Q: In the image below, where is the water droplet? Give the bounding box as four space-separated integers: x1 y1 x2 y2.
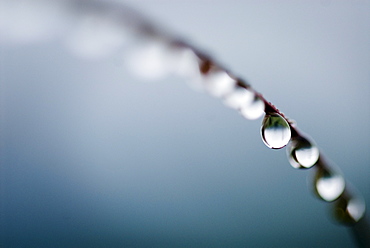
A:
347 197 366 222
333 193 366 224
287 136 319 169
223 87 265 120
314 166 345 202
203 69 236 98
126 41 173 80
261 113 291 149
223 86 254 109
172 46 200 79
239 95 265 120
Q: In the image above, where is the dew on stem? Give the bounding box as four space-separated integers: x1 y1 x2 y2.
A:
261 113 291 149
314 165 345 202
346 197 366 223
223 86 265 120
223 86 254 109
202 69 236 98
239 95 264 120
125 40 176 81
333 193 366 224
287 136 319 169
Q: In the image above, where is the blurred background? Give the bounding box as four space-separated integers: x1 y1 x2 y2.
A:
1 0 369 247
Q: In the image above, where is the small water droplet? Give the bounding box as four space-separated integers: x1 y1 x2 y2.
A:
287 136 319 169
239 95 265 120
333 194 366 224
179 52 207 91
203 69 236 98
261 113 291 149
347 197 366 222
314 166 345 202
172 47 200 79
223 87 265 120
223 86 254 109
126 41 174 81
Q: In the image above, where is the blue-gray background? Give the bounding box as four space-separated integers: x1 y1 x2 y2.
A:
1 1 369 247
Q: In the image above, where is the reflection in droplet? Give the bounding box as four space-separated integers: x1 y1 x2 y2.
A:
333 194 366 224
261 113 291 149
287 136 319 169
314 166 345 202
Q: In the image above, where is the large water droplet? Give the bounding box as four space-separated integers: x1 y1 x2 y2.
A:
314 166 345 202
287 136 319 169
333 193 366 224
223 87 265 120
261 113 291 149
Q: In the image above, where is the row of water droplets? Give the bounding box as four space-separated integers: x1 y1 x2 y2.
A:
1 0 365 225
152 39 366 224
145 38 366 226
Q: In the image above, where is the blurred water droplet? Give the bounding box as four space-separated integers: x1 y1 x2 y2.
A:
172 46 200 79
347 197 366 222
176 53 205 91
223 86 254 109
223 87 265 120
239 95 265 120
314 166 345 202
287 136 319 169
203 69 236 98
333 193 366 224
261 113 291 149
126 40 174 80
